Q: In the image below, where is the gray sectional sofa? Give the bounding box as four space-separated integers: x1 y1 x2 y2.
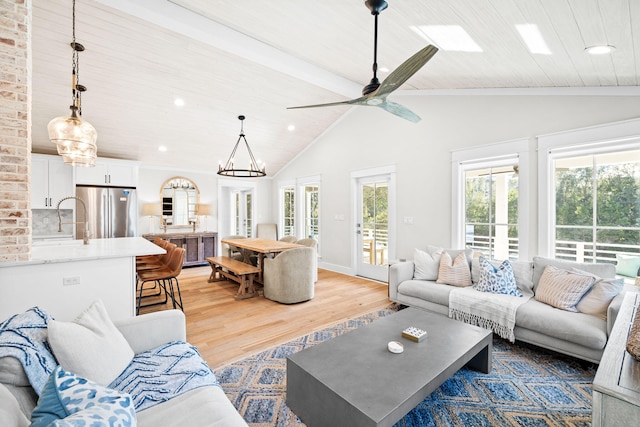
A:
0 309 247 427
389 253 633 363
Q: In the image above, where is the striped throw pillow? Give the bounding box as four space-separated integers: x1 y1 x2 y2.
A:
436 251 472 287
534 265 596 312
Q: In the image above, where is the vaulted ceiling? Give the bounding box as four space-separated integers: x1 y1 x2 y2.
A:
31 0 639 175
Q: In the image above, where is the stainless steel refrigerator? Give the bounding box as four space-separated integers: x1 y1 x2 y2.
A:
75 186 137 239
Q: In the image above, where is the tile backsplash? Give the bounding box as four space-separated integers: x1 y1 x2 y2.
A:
32 209 74 237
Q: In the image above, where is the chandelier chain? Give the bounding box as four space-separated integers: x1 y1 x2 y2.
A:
71 0 82 115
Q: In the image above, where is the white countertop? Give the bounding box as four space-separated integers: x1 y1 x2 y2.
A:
1 237 164 267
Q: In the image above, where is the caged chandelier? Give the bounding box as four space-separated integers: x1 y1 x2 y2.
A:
47 0 97 167
217 115 266 178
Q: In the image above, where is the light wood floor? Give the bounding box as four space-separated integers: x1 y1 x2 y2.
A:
139 266 392 369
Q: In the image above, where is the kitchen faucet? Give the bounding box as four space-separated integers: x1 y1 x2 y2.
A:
56 196 90 245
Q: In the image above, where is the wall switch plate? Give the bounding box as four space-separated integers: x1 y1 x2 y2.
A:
63 276 80 286
403 216 413 224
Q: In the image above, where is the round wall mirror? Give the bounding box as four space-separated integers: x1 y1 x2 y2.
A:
160 177 200 228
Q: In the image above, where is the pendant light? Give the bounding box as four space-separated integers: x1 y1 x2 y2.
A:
47 0 97 167
217 115 266 177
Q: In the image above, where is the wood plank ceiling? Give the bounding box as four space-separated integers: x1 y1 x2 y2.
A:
30 0 639 175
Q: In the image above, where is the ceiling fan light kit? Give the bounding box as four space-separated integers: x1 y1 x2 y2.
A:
217 115 266 178
47 0 97 167
288 0 438 122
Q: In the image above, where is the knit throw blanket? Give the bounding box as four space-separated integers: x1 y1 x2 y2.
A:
449 287 531 343
109 341 220 412
0 307 57 395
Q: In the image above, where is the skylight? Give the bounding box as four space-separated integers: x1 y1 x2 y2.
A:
515 24 551 55
410 25 483 52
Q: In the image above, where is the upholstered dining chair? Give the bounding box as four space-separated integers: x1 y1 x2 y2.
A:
279 235 298 243
256 223 278 240
263 247 315 304
295 238 318 282
221 235 246 261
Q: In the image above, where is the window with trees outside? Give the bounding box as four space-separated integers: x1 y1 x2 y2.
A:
282 187 295 236
464 164 519 260
553 149 640 265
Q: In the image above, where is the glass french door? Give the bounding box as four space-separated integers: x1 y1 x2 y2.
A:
232 190 253 237
356 176 390 281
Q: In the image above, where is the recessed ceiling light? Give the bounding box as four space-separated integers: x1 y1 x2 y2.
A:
158 145 167 152
585 45 616 55
174 98 185 107
379 66 389 73
410 25 482 52
287 124 295 132
515 24 551 55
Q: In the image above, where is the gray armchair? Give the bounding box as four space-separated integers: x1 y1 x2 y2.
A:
263 247 315 304
296 238 318 282
279 235 298 243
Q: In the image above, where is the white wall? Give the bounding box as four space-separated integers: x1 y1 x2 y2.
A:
273 92 640 272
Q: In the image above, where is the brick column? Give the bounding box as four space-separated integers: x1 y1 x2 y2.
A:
0 0 31 262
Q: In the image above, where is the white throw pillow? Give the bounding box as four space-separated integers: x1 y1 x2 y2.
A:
413 247 443 280
573 268 624 319
48 300 134 386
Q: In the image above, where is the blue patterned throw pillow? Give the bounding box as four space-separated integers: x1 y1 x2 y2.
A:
31 366 136 427
473 257 522 297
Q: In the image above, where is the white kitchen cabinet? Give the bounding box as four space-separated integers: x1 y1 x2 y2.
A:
75 158 139 187
31 154 74 209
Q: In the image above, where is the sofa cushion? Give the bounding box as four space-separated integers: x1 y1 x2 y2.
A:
0 356 29 387
473 257 522 296
574 270 624 320
397 280 454 307
136 386 248 427
472 258 534 294
48 300 134 386
532 257 615 292
516 299 608 350
31 366 136 427
615 253 640 277
534 266 595 312
0 383 29 427
437 251 472 287
413 247 443 280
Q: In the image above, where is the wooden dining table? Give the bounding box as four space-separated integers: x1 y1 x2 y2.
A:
221 237 303 283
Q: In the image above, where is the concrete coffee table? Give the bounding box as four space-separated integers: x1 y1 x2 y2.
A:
286 307 492 427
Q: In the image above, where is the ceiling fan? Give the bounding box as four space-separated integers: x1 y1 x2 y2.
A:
288 0 438 122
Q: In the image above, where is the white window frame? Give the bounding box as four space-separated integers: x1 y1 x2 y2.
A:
278 179 296 237
452 138 530 260
297 175 321 243
537 118 640 257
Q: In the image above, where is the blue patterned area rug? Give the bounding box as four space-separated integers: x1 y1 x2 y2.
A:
216 306 596 426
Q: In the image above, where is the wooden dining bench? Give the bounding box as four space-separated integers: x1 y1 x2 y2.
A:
206 256 261 300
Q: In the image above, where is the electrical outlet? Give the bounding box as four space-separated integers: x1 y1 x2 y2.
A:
63 276 80 286
403 216 413 225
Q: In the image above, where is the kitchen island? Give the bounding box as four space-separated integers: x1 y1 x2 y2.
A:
0 237 163 321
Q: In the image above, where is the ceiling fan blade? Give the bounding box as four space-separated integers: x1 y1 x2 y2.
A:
376 45 438 98
377 100 421 122
287 96 369 110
